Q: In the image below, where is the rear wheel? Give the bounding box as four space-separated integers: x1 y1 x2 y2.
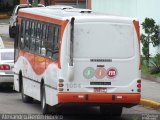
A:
41 84 50 114
100 105 122 117
21 79 33 103
9 26 15 38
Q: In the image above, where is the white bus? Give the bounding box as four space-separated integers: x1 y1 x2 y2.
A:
13 6 141 116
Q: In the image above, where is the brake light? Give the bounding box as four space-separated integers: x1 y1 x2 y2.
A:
137 80 141 83
59 83 64 87
137 83 141 89
0 64 10 70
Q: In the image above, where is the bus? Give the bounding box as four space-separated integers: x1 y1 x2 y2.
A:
13 6 141 115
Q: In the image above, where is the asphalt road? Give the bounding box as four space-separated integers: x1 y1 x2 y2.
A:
0 86 159 120
0 19 160 120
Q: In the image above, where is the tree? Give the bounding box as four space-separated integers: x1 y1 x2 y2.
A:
28 0 40 6
141 18 160 68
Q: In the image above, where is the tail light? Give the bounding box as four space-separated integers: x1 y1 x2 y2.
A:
137 83 141 89
137 80 141 83
137 80 141 92
0 64 10 70
59 83 64 87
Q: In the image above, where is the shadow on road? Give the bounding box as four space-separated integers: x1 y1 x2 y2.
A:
51 106 123 120
0 83 16 93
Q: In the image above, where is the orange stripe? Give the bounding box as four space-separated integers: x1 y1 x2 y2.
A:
18 12 65 25
19 50 58 75
133 20 141 70
58 93 141 104
58 20 69 68
133 20 140 48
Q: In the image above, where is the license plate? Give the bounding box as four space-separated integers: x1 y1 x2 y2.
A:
94 88 107 93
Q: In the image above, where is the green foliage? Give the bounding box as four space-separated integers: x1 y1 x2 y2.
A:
140 18 160 68
150 53 160 74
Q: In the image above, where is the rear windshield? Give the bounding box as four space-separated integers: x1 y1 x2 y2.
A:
74 22 134 59
1 52 14 60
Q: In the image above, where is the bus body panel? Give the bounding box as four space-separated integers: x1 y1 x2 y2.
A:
13 7 141 109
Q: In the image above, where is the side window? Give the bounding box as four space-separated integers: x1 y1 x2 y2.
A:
45 24 60 61
30 21 36 52
19 19 60 61
46 25 54 58
20 19 25 49
52 25 60 60
24 20 30 50
35 22 42 54
53 26 60 51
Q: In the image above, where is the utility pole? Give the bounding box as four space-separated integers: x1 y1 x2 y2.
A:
76 0 79 7
33 0 39 7
86 0 88 9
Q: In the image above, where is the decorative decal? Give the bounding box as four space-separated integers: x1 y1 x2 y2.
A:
95 68 106 79
83 67 95 79
107 67 117 78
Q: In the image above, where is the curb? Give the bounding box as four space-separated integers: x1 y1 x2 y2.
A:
140 99 160 110
141 74 160 83
3 42 14 45
0 14 10 19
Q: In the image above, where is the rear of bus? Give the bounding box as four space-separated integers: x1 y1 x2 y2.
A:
58 16 141 115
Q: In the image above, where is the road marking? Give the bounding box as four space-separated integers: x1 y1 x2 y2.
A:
140 99 160 110
3 42 14 45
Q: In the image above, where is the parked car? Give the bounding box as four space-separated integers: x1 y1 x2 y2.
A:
0 49 14 87
9 4 45 38
46 5 73 10
0 36 5 49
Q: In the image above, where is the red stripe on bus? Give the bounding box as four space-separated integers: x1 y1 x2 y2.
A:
58 93 141 104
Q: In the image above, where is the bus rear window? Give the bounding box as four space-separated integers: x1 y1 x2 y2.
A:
74 22 134 59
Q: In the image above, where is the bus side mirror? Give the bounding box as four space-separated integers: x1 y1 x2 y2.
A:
20 38 24 48
41 47 46 56
14 25 19 49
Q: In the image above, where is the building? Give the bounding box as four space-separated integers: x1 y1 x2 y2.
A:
91 0 160 55
20 0 92 9
0 0 19 12
92 0 160 24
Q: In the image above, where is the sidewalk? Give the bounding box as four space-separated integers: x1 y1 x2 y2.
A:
141 78 160 110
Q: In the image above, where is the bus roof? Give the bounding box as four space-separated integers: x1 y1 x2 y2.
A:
18 7 137 23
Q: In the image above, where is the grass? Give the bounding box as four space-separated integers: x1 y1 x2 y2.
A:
141 63 160 78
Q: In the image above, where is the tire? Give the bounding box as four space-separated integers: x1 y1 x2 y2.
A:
100 105 122 117
21 80 33 103
41 84 50 115
100 105 112 116
9 26 15 38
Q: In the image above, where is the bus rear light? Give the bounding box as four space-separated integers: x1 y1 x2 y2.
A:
59 83 64 87
137 80 141 83
116 96 122 99
0 64 10 70
59 79 64 82
137 89 141 92
78 95 85 99
59 88 64 91
137 83 141 89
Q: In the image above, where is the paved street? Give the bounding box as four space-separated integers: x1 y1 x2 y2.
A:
0 86 159 120
0 19 160 119
142 79 160 102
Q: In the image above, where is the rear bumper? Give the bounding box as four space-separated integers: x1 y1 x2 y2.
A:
0 75 13 83
58 93 140 105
